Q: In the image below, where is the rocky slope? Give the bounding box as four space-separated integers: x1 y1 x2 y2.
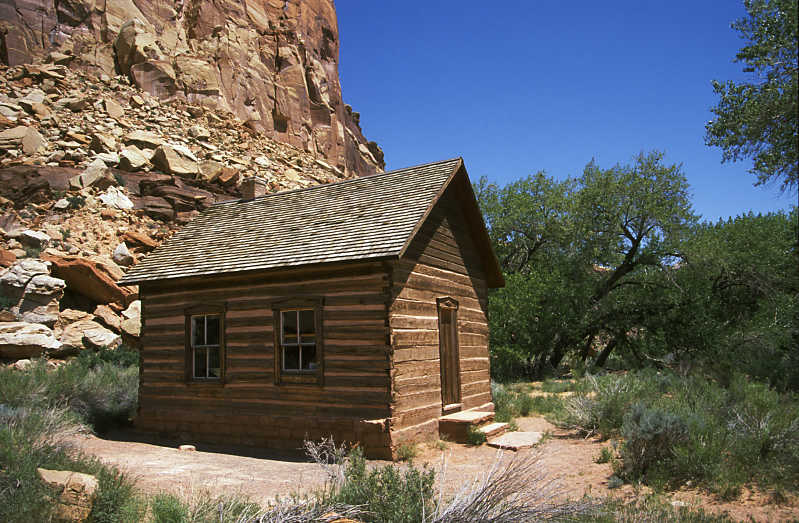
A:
0 0 383 176
0 50 369 363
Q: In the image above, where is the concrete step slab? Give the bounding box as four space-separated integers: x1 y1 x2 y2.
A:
478 422 508 438
439 410 494 424
487 431 543 450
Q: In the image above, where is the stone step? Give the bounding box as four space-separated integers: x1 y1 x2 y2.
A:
487 431 543 451
442 402 462 414
478 422 509 438
439 410 494 442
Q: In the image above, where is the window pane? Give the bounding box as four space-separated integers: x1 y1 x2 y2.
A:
192 317 204 346
208 347 220 378
299 309 315 342
282 311 297 343
284 345 299 370
194 347 207 378
302 344 317 370
206 316 220 345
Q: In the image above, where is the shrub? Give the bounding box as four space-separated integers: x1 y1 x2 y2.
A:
67 194 86 209
618 403 689 481
150 492 189 523
492 381 536 424
0 347 139 433
595 446 614 464
396 443 418 462
540 379 577 393
466 425 487 446
0 405 143 523
331 448 436 523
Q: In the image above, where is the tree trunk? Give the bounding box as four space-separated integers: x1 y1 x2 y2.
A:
594 336 619 367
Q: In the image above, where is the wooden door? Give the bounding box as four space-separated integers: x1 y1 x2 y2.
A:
437 297 461 407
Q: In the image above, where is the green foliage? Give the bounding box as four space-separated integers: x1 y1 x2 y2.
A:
618 404 689 481
396 443 418 462
705 0 798 191
150 492 189 523
0 405 143 523
61 228 71 241
466 425 487 446
588 494 735 522
330 448 435 523
553 371 799 496
67 194 86 209
479 151 696 377
540 379 577 393
24 245 42 258
595 446 614 464
491 381 536 424
0 346 139 433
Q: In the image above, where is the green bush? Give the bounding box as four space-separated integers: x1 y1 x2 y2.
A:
492 381 538 424
0 405 143 523
0 346 139 433
331 448 435 523
150 492 189 523
466 425 487 446
618 404 689 481
396 443 418 462
551 370 799 496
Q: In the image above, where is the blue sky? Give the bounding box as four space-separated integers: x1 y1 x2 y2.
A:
336 1 796 222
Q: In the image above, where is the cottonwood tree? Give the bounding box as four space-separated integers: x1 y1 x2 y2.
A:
705 0 798 192
479 151 696 377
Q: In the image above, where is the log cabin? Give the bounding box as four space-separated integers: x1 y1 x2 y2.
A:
119 158 505 458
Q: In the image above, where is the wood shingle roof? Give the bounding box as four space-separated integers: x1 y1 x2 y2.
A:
120 158 501 285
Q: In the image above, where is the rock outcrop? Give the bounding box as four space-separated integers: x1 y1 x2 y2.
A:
0 0 384 177
37 468 98 522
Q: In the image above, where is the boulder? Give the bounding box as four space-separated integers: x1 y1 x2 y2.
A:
120 300 141 338
103 98 124 119
68 159 115 191
0 259 64 326
121 231 157 252
93 305 121 332
20 229 51 249
59 318 102 351
0 126 47 154
175 55 220 96
37 468 98 523
113 19 163 75
130 60 177 100
98 187 134 210
0 322 62 359
123 130 163 150
0 248 17 267
89 133 117 154
83 325 122 350
112 242 133 266
118 145 150 171
41 254 137 306
198 159 224 182
135 195 174 221
151 144 198 176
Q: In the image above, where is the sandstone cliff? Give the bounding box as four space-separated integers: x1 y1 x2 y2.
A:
0 0 383 176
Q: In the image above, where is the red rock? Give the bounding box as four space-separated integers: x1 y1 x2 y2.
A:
0 0 383 176
41 254 137 306
0 248 16 268
121 231 158 252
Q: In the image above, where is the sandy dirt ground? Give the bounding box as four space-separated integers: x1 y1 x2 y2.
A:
69 413 797 522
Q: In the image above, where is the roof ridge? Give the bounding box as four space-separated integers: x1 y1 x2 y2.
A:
214 157 463 206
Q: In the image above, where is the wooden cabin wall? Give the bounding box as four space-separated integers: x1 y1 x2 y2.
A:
136 261 393 458
388 186 493 445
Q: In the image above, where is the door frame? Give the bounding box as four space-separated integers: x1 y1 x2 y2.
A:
437 297 461 410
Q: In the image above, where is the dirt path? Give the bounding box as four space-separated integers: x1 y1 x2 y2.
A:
69 416 797 521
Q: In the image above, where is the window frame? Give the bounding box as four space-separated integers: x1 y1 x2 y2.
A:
273 297 324 386
184 304 226 383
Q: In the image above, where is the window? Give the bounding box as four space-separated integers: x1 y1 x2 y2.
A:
281 309 317 372
273 298 323 385
184 305 225 382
